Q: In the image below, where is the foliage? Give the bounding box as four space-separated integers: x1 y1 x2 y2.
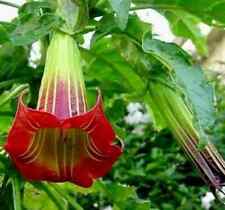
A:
0 0 224 209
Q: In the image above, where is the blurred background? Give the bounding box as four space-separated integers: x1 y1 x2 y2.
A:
0 1 225 210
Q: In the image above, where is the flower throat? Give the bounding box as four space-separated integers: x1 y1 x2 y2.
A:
37 32 87 119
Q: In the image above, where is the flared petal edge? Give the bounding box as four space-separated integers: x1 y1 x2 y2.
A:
5 91 123 187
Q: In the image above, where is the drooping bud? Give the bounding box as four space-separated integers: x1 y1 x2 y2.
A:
148 81 225 194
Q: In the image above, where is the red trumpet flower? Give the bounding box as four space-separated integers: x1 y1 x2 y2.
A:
5 32 122 187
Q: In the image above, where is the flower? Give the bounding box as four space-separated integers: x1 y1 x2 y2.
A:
201 192 215 210
28 42 41 68
148 81 225 193
5 32 122 187
124 103 150 125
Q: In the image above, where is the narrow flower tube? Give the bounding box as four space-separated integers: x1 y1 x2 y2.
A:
5 32 122 187
148 81 225 194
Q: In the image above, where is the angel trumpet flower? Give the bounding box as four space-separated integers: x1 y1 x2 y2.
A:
149 81 225 195
5 32 122 187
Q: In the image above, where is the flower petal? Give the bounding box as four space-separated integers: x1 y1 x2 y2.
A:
5 95 60 157
5 93 122 187
61 91 122 186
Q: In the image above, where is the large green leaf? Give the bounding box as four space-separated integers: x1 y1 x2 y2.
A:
92 14 151 44
0 43 28 80
0 1 62 46
142 36 215 142
97 181 151 210
178 0 225 26
18 1 55 15
132 0 225 27
31 183 66 210
0 25 10 44
10 14 61 46
86 37 146 96
125 15 152 43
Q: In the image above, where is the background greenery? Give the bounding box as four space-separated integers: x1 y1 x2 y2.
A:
0 0 225 209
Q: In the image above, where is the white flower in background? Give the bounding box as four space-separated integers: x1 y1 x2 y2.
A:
201 192 215 210
124 102 150 125
127 102 142 113
136 8 174 42
93 203 98 208
82 31 95 49
29 42 41 68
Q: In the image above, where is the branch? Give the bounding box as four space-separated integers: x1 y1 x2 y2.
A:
74 25 96 35
0 0 20 8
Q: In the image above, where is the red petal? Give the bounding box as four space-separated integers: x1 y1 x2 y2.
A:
5 95 60 156
5 93 122 187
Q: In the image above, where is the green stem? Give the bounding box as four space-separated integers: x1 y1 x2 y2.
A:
11 175 22 210
32 182 65 210
0 84 29 107
74 25 96 35
0 175 9 196
96 0 107 7
0 79 21 90
0 0 20 8
50 184 84 210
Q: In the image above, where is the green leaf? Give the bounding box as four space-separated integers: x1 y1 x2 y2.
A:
0 84 29 108
109 0 131 30
19 1 55 15
125 15 152 43
105 97 126 123
165 10 208 55
0 43 28 79
31 182 66 210
0 22 17 45
1 1 61 46
97 181 151 210
86 37 145 95
24 183 63 210
50 184 84 210
93 14 151 44
10 14 62 46
0 25 10 44
0 116 12 135
132 0 225 27
178 0 225 26
91 14 152 63
142 37 215 141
